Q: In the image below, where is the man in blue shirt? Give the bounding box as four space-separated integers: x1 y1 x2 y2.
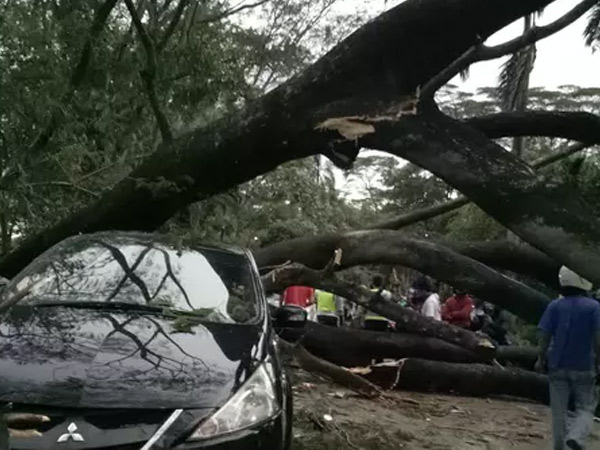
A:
536 266 600 450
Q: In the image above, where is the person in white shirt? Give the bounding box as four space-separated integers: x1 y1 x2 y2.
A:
421 291 441 321
409 276 441 321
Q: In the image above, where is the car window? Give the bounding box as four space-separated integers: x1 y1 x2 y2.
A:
3 235 258 324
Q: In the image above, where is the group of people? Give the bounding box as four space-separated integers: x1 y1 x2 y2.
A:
405 275 511 344
273 265 600 449
273 264 600 449
275 274 508 343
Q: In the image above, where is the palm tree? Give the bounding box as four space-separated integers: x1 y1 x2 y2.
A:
584 1 600 49
497 14 537 159
496 15 537 242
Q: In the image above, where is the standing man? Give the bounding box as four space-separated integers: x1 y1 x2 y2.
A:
442 289 474 328
536 266 600 450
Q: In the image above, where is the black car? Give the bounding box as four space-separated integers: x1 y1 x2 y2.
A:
0 231 305 449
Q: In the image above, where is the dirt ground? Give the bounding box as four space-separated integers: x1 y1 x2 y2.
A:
289 369 600 450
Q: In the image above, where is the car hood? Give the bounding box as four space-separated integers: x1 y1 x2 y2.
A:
0 306 263 409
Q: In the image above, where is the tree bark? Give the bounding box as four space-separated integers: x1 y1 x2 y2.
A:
256 230 549 323
367 197 470 231
466 111 600 145
0 0 554 277
496 346 538 371
363 358 549 405
0 211 10 256
368 141 589 243
448 239 559 290
265 263 494 358
353 109 600 284
279 321 479 368
277 338 381 398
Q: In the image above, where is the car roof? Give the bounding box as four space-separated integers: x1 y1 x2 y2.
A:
55 231 249 257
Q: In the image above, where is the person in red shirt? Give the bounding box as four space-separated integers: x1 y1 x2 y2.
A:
282 285 314 308
442 290 474 329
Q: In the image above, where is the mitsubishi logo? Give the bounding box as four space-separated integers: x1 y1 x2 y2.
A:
57 422 84 443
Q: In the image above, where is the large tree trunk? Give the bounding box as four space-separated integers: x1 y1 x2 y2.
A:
364 358 549 405
351 109 600 284
496 346 538 371
279 321 479 367
257 230 549 323
0 0 553 277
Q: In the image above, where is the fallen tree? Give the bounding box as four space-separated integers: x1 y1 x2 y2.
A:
278 338 382 398
279 321 479 367
278 323 552 410
496 346 538 371
368 141 591 240
363 358 549 405
0 0 558 277
322 106 600 285
259 230 560 293
257 230 549 323
448 240 559 290
265 262 495 357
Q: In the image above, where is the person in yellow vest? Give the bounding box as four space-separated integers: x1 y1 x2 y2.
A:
363 275 393 332
315 289 342 327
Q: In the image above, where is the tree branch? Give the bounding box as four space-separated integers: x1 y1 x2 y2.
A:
352 110 600 285
197 0 271 25
156 0 189 52
448 239 559 289
368 197 469 230
0 0 555 279
264 262 494 357
466 111 600 144
420 44 481 99
421 0 596 98
28 0 119 155
277 339 382 398
479 0 597 60
255 230 550 323
369 141 591 231
125 0 173 143
28 181 100 198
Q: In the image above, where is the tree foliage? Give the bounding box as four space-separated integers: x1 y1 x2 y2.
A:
0 0 364 254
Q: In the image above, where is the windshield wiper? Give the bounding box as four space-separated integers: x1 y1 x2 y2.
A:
33 301 166 314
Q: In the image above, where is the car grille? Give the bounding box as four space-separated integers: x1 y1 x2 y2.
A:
8 404 170 450
9 404 169 428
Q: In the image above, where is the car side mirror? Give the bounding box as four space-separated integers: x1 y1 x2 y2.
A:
273 305 307 328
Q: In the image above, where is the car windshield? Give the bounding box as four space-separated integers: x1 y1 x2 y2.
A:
2 234 258 324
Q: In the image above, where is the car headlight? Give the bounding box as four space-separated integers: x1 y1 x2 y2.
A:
187 360 280 440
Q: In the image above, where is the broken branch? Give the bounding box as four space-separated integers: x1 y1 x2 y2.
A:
279 339 381 398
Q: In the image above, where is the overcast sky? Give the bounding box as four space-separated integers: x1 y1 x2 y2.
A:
350 0 600 91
